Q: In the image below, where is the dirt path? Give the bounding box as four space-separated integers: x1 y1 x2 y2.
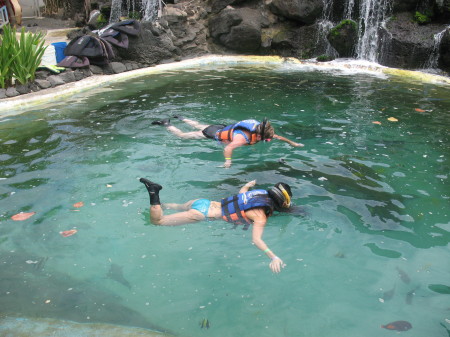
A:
21 17 76 45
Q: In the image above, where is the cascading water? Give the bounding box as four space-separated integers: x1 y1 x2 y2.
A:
355 0 392 62
141 0 160 22
317 0 392 63
316 0 339 58
109 0 123 23
109 0 161 23
424 26 450 69
343 0 355 19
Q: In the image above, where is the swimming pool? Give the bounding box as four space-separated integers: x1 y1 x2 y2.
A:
1 58 449 336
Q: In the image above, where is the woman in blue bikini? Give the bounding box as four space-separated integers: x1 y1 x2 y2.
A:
140 177 293 273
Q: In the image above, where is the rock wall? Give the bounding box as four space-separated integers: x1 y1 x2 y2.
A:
148 0 450 73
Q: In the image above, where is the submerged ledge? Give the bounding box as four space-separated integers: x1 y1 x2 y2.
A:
1 55 449 115
0 315 172 337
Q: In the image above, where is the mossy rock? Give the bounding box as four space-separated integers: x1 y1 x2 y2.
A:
327 19 358 58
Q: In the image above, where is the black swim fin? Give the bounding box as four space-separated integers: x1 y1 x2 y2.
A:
140 178 162 205
151 118 170 126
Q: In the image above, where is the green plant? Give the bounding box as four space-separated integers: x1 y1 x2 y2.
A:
9 26 47 85
330 19 357 37
0 25 19 88
97 13 108 28
316 54 335 62
414 11 431 24
128 11 142 20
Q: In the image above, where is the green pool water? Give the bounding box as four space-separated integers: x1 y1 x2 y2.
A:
0 63 449 337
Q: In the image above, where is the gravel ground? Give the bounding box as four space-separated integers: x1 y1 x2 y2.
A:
21 17 77 45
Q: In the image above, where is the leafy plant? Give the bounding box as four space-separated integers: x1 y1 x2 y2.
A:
9 26 47 85
97 13 108 28
414 11 431 24
0 25 18 88
316 54 335 62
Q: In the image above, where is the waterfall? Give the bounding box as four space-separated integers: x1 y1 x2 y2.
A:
109 0 123 23
141 0 160 22
343 0 355 19
424 26 450 69
109 0 161 23
316 0 339 57
355 0 392 62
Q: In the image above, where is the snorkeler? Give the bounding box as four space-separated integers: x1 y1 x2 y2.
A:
140 177 293 273
151 117 303 168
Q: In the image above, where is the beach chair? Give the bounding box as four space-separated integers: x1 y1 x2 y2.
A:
0 5 9 28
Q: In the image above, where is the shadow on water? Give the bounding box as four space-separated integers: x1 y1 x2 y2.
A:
0 251 171 334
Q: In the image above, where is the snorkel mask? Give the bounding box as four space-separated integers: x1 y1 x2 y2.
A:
268 183 292 210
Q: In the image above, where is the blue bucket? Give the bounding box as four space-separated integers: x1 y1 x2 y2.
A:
51 42 68 63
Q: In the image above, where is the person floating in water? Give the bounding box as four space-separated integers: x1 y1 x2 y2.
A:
151 117 303 168
140 177 293 273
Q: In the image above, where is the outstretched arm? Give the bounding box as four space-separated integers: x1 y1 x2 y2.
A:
273 134 304 147
239 179 256 194
248 209 286 273
223 136 248 168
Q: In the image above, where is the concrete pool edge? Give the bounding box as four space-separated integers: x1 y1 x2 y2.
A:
1 55 449 116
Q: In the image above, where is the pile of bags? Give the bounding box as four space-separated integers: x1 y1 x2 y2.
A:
57 19 140 68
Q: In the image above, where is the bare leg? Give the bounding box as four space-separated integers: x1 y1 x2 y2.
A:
163 200 196 211
181 118 209 130
150 205 205 226
166 125 205 139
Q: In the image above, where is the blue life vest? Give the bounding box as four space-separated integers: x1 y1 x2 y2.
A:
215 119 261 145
221 189 274 229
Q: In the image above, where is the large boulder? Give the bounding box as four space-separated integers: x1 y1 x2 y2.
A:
268 24 319 58
392 0 419 13
115 21 180 65
380 12 448 69
327 20 358 57
209 7 264 52
267 0 323 25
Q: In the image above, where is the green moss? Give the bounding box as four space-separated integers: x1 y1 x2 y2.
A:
414 11 431 24
316 54 335 62
329 19 357 37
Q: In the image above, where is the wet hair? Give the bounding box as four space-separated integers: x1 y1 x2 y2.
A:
256 119 274 140
267 182 292 211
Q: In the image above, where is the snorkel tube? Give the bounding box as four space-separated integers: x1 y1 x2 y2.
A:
260 117 271 142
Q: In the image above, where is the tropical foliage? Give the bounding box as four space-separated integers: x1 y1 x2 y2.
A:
0 24 47 88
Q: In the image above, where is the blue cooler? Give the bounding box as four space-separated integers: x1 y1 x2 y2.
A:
51 42 68 63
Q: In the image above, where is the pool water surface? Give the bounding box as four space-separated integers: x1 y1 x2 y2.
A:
0 63 449 337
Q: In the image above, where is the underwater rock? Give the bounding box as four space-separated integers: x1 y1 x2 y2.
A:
0 251 166 332
107 263 132 289
0 316 172 337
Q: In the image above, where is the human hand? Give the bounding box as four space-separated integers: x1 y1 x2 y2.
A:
224 160 232 168
292 142 304 147
269 256 286 273
245 180 256 187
